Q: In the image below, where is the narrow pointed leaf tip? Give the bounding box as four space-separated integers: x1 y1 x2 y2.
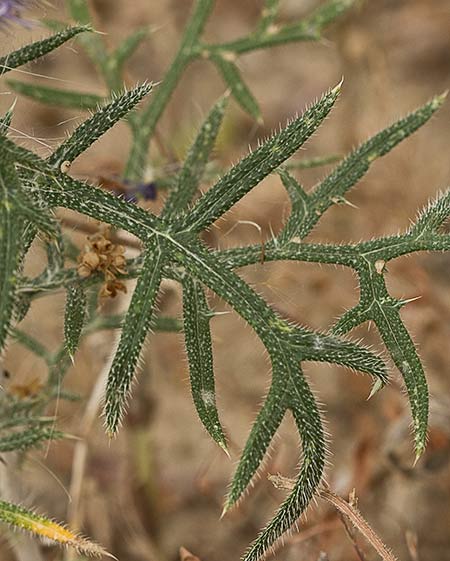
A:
0 26 91 76
212 54 261 121
238 358 325 561
163 94 228 219
182 82 341 232
223 385 286 511
104 241 163 435
430 89 448 108
49 82 153 168
182 278 228 451
367 378 384 400
0 154 25 354
0 501 113 558
6 79 105 110
64 285 87 357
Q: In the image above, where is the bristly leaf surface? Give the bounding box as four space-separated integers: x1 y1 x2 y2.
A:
3 90 447 561
1 4 449 560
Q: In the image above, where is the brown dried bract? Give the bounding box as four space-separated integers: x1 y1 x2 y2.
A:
99 279 127 299
77 225 127 298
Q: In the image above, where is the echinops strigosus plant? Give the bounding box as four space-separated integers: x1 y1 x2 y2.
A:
0 1 448 560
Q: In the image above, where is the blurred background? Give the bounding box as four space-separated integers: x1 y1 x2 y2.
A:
1 1 450 560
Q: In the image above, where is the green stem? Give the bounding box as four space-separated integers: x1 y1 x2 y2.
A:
203 26 317 56
125 0 215 181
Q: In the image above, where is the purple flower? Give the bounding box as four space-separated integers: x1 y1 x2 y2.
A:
97 175 158 204
0 0 35 29
137 181 157 201
122 179 157 203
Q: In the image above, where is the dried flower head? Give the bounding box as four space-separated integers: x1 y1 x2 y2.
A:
77 225 127 298
99 279 127 299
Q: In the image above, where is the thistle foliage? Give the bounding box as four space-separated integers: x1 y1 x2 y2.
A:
0 2 448 560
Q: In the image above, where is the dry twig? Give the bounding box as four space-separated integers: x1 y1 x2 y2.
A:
268 474 398 561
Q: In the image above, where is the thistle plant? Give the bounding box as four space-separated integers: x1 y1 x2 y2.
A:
0 1 449 560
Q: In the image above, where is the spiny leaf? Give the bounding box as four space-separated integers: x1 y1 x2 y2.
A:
0 428 65 452
218 238 358 270
1 138 165 239
104 239 164 435
211 55 261 122
287 329 388 386
181 82 341 233
163 95 228 219
376 303 428 459
0 135 46 171
359 271 428 458
7 79 104 110
64 285 87 357
35 177 159 239
242 356 325 561
182 277 227 451
48 83 153 168
409 188 450 236
0 136 161 237
0 26 90 76
2 64 448 561
173 240 385 383
41 169 160 237
332 265 429 458
224 384 286 510
276 167 309 244
0 155 25 354
300 93 447 239
331 302 369 336
10 188 60 239
218 95 447 269
170 238 386 546
0 500 112 558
